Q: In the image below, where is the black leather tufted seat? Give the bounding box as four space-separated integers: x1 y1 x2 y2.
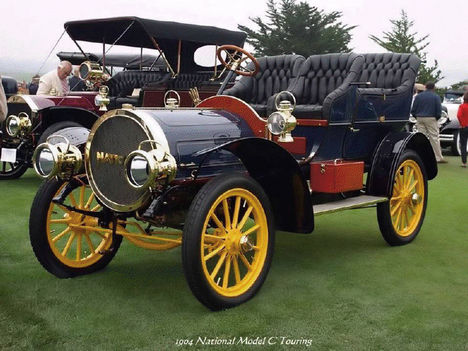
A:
223 55 305 116
359 53 421 94
355 53 420 119
166 73 215 90
358 53 420 93
107 70 171 97
283 53 364 119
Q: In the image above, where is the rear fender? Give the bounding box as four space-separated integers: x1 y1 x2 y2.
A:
197 137 314 233
40 107 99 130
367 132 437 197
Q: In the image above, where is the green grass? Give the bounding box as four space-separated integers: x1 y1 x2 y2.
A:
0 156 467 350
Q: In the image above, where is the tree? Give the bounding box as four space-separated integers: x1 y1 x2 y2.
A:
238 0 356 57
450 80 468 91
369 10 443 83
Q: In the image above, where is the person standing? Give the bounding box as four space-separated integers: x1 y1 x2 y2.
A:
411 81 447 163
456 91 468 167
0 75 7 122
28 75 40 95
37 61 72 96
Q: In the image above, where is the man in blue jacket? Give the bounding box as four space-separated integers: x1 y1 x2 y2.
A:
411 81 447 163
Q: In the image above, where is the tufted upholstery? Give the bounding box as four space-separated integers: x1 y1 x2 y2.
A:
107 70 171 97
284 53 364 119
358 53 420 93
166 73 215 90
223 55 305 116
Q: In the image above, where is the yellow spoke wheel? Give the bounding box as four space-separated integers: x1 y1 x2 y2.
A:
182 174 274 311
30 178 122 278
377 150 428 246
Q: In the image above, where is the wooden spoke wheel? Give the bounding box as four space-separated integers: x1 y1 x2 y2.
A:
182 174 274 310
0 160 28 179
377 150 428 246
29 178 122 278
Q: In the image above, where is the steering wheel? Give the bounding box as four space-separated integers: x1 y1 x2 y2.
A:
216 45 260 77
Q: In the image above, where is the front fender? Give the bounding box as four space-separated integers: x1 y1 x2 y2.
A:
367 132 437 197
40 107 99 130
197 137 314 233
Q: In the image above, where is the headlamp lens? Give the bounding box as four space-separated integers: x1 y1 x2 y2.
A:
127 154 149 188
267 112 286 135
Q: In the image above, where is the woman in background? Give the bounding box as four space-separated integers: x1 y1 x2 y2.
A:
457 91 468 167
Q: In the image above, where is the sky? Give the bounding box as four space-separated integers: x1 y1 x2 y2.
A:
0 0 465 86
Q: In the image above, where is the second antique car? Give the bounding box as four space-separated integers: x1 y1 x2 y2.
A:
29 47 437 310
0 17 246 179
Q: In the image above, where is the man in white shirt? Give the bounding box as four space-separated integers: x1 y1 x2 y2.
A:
37 61 73 96
0 75 7 122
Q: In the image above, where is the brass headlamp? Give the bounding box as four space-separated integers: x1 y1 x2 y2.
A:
33 135 83 179
164 90 180 109
94 85 110 111
124 140 177 190
79 61 103 80
79 61 110 89
267 91 297 142
6 112 32 137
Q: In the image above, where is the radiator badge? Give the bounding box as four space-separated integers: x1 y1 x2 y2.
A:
96 151 125 165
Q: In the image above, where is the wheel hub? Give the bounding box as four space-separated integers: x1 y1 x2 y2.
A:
66 212 98 235
225 228 252 255
411 193 421 205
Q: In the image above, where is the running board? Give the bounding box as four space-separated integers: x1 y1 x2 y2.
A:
313 195 388 216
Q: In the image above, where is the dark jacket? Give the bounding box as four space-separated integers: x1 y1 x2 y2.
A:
68 76 86 92
411 90 442 119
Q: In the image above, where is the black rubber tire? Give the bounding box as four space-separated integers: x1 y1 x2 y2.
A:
377 150 428 246
0 160 28 179
451 130 460 156
38 121 82 145
29 178 122 278
451 130 468 156
182 173 275 311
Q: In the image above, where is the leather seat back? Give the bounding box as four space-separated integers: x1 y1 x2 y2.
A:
107 71 170 97
223 55 305 105
290 53 362 105
167 73 214 90
359 53 420 90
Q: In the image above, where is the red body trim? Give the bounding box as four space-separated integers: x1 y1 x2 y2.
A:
296 119 328 127
198 95 266 137
274 136 306 155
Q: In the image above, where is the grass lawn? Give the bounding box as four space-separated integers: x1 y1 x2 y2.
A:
0 156 467 350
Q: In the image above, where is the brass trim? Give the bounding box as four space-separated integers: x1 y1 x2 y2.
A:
6 112 32 137
33 136 82 179
7 95 39 113
85 109 169 212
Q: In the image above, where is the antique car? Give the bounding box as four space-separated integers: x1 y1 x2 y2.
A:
0 17 246 179
1 76 18 98
29 47 437 310
439 90 467 155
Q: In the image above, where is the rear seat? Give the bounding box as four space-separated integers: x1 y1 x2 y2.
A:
356 53 420 119
107 70 171 97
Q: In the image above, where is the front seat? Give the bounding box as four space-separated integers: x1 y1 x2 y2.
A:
223 54 305 117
